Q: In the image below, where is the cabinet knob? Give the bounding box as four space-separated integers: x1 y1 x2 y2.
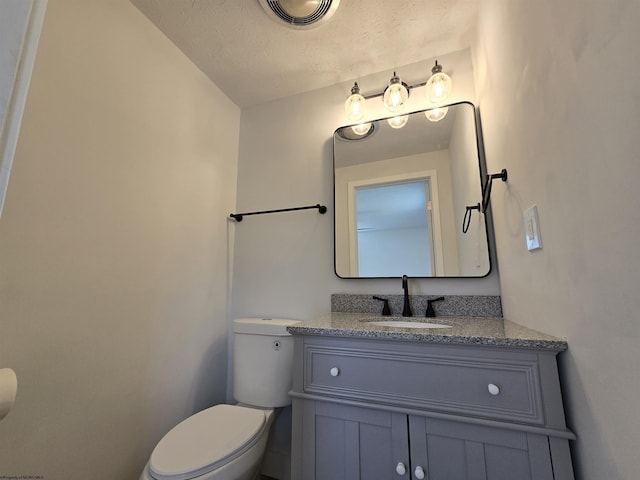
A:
488 383 500 396
329 367 340 377
395 462 406 475
414 466 426 479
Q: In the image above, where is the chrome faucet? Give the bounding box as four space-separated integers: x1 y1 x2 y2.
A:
402 275 412 317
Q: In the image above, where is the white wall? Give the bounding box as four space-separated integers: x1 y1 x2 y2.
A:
0 1 240 478
474 0 640 478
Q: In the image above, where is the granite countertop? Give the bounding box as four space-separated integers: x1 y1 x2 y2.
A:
287 313 568 351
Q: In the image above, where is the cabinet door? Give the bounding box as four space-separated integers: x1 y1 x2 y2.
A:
304 400 410 480
408 417 554 480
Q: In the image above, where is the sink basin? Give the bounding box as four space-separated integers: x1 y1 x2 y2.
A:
366 320 452 329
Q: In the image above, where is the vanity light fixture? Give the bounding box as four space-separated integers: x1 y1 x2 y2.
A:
425 106 449 122
336 122 377 141
387 115 409 129
343 61 453 127
426 60 452 103
383 72 409 113
351 122 373 136
345 82 366 122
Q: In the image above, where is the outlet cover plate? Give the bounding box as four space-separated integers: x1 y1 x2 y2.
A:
524 205 542 251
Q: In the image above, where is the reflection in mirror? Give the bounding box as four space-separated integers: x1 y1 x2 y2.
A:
334 102 490 278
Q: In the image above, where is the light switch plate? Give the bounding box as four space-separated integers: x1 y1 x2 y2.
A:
524 205 542 251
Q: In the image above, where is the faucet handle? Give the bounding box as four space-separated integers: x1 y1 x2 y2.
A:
372 296 391 316
425 297 445 318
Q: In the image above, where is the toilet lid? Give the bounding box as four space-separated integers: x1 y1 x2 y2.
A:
149 404 267 480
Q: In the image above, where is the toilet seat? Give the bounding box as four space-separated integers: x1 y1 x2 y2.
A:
149 404 267 480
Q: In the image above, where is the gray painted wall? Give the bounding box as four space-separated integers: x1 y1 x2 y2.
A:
474 0 640 478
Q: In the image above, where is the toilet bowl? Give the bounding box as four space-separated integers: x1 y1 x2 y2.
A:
140 405 274 480
140 318 299 480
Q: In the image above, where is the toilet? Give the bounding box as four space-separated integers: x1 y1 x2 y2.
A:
140 318 300 480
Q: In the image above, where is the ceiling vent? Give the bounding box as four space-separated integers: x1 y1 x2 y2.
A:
258 0 340 29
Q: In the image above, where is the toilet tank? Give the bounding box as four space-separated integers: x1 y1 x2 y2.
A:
233 318 300 408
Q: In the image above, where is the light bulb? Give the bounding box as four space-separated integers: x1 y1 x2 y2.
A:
387 115 408 129
345 82 366 122
425 107 449 122
426 61 452 103
351 123 372 136
383 73 409 113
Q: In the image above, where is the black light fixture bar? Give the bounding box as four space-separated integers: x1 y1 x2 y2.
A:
362 80 427 101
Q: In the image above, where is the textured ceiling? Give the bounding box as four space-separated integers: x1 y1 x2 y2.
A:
130 0 478 108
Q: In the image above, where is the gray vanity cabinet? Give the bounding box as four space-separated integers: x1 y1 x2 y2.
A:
290 335 575 480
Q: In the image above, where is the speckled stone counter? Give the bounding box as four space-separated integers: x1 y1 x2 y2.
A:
287 312 567 351
331 293 503 317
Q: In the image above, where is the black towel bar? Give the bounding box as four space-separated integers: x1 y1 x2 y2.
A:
230 204 327 222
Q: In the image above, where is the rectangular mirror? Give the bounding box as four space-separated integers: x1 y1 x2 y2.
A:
334 101 491 278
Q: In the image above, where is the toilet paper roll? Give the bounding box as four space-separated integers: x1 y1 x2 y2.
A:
0 368 18 421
